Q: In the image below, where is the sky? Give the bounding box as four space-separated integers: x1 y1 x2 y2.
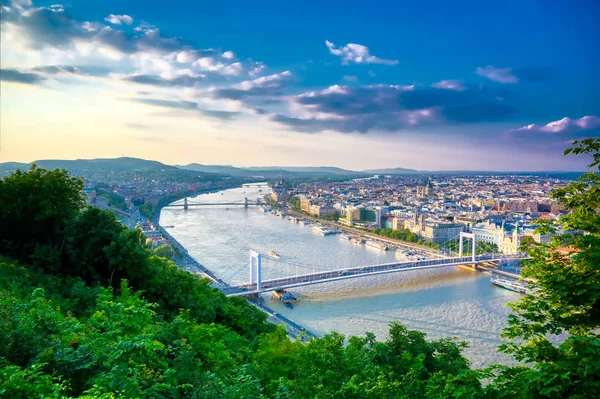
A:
1 0 599 171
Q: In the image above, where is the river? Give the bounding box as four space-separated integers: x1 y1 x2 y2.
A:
159 185 519 368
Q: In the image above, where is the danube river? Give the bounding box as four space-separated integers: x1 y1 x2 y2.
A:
160 186 519 368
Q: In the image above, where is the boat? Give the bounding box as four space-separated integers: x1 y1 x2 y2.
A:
366 240 389 251
340 234 352 240
273 289 298 303
491 278 530 295
351 236 365 244
268 250 280 259
312 225 334 236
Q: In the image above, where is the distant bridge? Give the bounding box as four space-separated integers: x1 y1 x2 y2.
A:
163 197 264 210
242 182 268 188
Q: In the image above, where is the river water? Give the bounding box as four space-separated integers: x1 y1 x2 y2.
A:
159 186 519 368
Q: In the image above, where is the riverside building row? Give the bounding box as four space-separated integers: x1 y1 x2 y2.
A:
277 174 570 254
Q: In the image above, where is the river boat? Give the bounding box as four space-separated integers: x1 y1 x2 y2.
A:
312 226 334 236
268 250 280 259
351 237 365 244
273 289 298 303
491 278 530 295
366 240 389 251
340 234 352 240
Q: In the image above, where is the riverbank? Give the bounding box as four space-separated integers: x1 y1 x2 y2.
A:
285 208 445 258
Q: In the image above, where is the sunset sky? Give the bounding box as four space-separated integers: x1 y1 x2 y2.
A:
1 0 599 170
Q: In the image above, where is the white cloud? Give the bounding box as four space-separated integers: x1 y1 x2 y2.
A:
513 116 600 134
222 51 235 59
104 14 133 25
249 62 266 77
431 79 465 91
325 40 398 65
476 65 518 83
343 75 358 82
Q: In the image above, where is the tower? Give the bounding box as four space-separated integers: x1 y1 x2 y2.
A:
513 223 520 249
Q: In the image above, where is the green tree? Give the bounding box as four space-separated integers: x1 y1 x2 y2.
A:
0 165 85 268
492 138 600 397
64 207 125 283
153 244 175 260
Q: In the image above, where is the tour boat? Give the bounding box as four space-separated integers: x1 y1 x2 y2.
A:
273 289 298 303
351 237 365 244
268 250 280 259
366 240 389 251
491 278 530 295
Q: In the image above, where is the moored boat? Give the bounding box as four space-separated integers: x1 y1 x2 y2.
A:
491 278 530 295
351 236 365 244
366 240 389 251
340 234 352 240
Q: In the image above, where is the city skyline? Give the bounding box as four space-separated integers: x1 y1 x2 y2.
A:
1 0 599 170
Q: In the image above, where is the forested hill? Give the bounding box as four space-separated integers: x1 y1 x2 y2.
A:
1 143 599 398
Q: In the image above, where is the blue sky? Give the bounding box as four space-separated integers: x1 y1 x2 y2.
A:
1 0 599 170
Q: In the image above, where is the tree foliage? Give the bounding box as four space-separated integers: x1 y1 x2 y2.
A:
490 138 600 397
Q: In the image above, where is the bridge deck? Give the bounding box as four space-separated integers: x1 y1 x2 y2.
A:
224 254 520 296
164 202 260 207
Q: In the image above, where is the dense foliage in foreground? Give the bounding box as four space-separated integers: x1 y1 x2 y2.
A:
1 139 599 398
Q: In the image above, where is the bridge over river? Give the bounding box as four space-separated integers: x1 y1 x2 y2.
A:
222 252 526 296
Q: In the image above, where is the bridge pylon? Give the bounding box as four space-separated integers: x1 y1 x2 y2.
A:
244 197 249 208
184 198 188 211
249 250 262 292
459 232 476 262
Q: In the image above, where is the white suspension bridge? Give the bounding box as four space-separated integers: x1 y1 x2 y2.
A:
209 231 527 297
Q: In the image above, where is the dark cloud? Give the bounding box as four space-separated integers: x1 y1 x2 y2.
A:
0 68 45 84
131 98 199 110
7 5 224 61
124 74 205 87
14 6 82 49
200 109 240 120
32 65 111 76
213 87 276 100
126 97 238 120
271 84 515 133
211 71 292 100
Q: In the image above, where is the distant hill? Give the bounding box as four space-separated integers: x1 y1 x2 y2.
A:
176 163 251 176
362 167 419 174
244 166 360 175
0 157 178 174
2 158 583 179
177 164 363 178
